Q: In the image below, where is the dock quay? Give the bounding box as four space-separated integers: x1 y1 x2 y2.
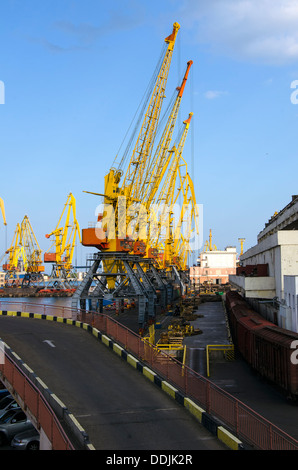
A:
184 296 298 444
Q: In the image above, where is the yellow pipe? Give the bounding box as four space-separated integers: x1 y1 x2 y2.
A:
206 344 234 377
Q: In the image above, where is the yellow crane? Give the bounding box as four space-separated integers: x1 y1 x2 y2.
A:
73 23 198 329
173 169 199 270
20 215 44 286
130 62 193 256
238 237 245 256
44 193 81 287
82 22 181 254
204 229 217 252
3 223 24 274
21 215 44 274
3 215 44 286
80 22 183 296
120 22 180 204
149 112 198 269
139 60 193 209
159 159 199 271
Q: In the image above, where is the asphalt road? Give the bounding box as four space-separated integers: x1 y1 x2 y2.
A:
0 316 227 451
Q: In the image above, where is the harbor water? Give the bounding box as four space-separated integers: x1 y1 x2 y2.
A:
0 297 73 308
0 296 74 318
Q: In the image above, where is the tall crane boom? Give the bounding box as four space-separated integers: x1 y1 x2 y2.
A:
120 22 180 202
172 165 199 269
124 63 193 256
82 22 182 254
149 113 195 266
0 198 6 226
73 23 199 332
154 112 193 207
141 60 193 208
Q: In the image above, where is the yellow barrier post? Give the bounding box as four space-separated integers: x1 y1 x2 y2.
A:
206 344 234 377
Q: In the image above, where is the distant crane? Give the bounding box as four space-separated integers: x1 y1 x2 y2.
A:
0 197 7 258
20 215 44 286
2 223 24 276
204 229 217 252
3 215 44 286
238 238 245 256
44 193 81 288
0 198 6 227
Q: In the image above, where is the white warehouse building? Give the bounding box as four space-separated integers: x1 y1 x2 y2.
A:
229 195 298 332
283 275 298 332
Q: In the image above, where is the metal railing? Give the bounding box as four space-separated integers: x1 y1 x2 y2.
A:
1 300 298 450
206 344 235 377
0 300 75 318
0 350 74 450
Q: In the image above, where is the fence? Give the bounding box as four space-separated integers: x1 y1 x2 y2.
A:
0 300 74 319
0 350 74 450
1 300 298 450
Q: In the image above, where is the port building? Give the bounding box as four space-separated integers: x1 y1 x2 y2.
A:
190 230 237 285
230 195 298 332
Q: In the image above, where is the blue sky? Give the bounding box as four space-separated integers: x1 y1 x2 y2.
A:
0 0 298 269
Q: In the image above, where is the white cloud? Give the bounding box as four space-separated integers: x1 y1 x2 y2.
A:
179 0 298 65
204 90 228 99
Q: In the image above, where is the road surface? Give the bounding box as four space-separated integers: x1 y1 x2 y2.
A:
0 316 227 450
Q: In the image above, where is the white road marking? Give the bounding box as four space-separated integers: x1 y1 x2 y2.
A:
43 340 55 348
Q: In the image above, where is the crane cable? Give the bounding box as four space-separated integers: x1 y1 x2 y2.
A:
112 43 168 172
